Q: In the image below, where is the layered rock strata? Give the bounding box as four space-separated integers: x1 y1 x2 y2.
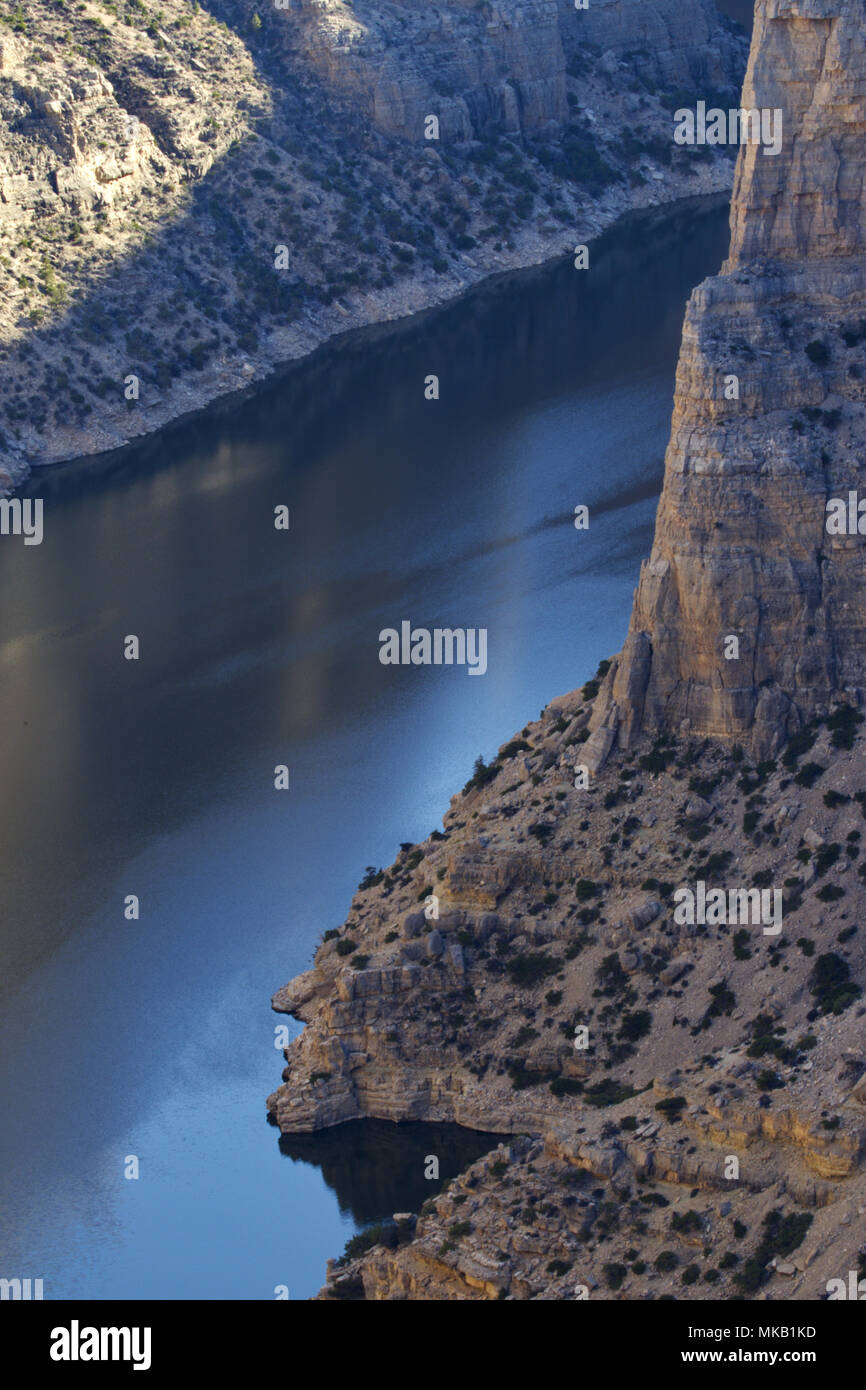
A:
588 0 866 764
270 684 866 1298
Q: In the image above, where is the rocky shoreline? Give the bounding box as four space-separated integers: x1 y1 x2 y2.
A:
18 168 735 488
0 0 747 491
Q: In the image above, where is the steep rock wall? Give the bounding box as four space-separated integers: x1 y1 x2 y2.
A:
588 0 866 763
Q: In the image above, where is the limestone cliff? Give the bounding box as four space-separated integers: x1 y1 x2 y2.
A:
588 0 866 764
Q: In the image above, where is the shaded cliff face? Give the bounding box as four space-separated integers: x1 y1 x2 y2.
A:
589 0 866 763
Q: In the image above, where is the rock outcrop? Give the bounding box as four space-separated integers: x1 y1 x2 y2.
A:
270 679 866 1299
591 0 866 763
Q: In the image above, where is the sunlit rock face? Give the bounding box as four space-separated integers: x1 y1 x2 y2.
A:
589 0 866 763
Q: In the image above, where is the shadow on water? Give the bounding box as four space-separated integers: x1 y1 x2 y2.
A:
278 1120 504 1226
27 193 730 508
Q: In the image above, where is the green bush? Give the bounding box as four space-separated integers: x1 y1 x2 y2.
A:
805 339 831 367
671 1210 702 1234
507 952 559 987
463 755 501 794
794 762 825 788
584 1078 636 1108
735 1210 812 1293
603 1262 627 1290
810 953 860 1014
655 1096 686 1123
550 1077 584 1097
618 1009 652 1042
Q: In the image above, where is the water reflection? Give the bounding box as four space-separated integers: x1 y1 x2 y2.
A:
279 1120 504 1225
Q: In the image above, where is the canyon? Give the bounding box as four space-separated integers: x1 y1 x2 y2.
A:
269 0 866 1299
0 0 746 488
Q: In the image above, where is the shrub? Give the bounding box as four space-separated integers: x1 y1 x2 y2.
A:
816 884 845 902
671 1210 702 1234
655 1251 678 1272
640 748 674 774
339 1221 405 1263
448 1220 472 1239
584 1078 636 1108
655 1096 686 1122
618 1010 652 1042
805 339 831 367
756 1068 784 1091
824 790 851 809
733 929 752 961
335 938 357 956
810 953 860 1014
827 705 863 749
735 1210 812 1293
507 953 559 987
814 843 841 876
463 755 501 794
550 1077 584 1097
596 953 628 995
500 739 531 759
794 762 825 788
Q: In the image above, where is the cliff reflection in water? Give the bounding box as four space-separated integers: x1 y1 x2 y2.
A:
279 1120 503 1225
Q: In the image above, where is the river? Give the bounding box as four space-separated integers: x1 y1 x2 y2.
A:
0 195 730 1299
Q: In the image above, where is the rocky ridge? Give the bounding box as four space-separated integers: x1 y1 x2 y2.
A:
0 0 746 488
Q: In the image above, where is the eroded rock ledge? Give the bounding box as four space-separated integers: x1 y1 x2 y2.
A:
270 682 866 1298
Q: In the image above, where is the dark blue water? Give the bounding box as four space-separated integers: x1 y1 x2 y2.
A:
0 196 730 1299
